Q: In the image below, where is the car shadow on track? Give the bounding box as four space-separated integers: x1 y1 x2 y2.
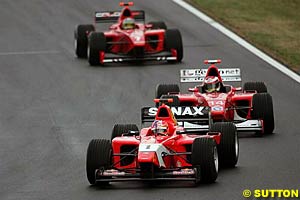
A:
87 180 218 190
238 131 276 139
78 59 181 68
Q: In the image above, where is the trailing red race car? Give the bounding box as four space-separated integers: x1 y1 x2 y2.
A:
86 99 238 186
75 2 183 66
155 59 275 136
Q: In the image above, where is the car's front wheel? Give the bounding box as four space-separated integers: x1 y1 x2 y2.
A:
164 29 183 63
75 24 95 58
191 138 218 184
88 32 106 66
86 139 112 185
251 93 275 134
210 122 239 168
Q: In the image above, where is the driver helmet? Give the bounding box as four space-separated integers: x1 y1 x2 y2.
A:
151 120 168 134
203 76 221 93
122 17 135 29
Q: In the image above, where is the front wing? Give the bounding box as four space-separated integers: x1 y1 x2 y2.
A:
95 168 197 182
101 51 177 63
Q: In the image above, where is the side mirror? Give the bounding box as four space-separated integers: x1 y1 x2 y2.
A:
235 87 242 91
145 24 152 29
109 25 117 30
123 130 139 136
188 87 199 92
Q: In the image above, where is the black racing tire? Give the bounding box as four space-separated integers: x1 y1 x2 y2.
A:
155 84 180 98
86 139 112 185
148 21 167 29
160 95 180 106
210 122 239 168
155 84 180 107
75 24 95 58
251 93 275 134
191 138 218 184
111 124 139 141
88 32 106 66
243 82 267 93
164 29 183 63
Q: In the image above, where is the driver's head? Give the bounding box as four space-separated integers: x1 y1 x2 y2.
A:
122 17 135 29
204 76 221 93
151 120 168 134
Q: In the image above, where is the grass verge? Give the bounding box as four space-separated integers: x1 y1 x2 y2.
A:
188 0 300 73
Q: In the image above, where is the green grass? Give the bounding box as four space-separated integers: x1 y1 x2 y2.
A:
188 0 300 72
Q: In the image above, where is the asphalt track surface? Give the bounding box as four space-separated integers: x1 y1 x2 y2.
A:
1 0 300 200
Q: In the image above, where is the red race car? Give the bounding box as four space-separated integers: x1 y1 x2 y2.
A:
75 2 183 65
86 99 238 186
155 59 275 136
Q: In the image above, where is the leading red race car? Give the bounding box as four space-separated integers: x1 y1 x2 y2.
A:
86 99 238 186
155 59 275 136
75 2 183 65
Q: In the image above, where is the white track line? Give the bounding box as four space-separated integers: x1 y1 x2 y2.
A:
0 50 60 56
173 0 300 84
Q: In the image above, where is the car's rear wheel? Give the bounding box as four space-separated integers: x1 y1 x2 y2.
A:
86 139 112 185
148 21 167 29
75 24 95 58
164 29 183 63
111 124 139 141
88 32 106 66
155 84 180 98
191 138 218 184
210 122 238 168
251 93 275 134
155 84 180 107
243 82 267 93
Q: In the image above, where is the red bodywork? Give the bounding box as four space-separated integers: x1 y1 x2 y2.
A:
103 23 165 55
87 3 177 63
96 104 220 181
178 64 255 121
112 105 221 170
168 60 267 134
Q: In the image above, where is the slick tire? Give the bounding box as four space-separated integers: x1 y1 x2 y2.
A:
210 122 239 168
155 84 180 107
155 84 180 98
111 124 139 141
88 32 106 66
251 93 275 134
164 29 183 63
243 82 267 93
75 24 95 58
191 138 218 183
86 139 111 185
148 21 167 29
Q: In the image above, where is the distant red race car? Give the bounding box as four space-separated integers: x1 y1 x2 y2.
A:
155 59 275 136
86 99 238 186
75 2 183 65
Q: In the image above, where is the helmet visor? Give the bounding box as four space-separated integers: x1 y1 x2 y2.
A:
206 82 220 92
123 23 134 29
152 127 167 134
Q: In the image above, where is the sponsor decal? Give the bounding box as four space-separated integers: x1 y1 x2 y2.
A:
180 68 241 82
103 169 125 176
212 106 223 111
148 107 205 116
95 11 121 18
180 68 240 77
172 169 194 175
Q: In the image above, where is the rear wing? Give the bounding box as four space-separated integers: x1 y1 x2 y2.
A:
180 68 241 83
141 106 211 123
95 10 145 23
